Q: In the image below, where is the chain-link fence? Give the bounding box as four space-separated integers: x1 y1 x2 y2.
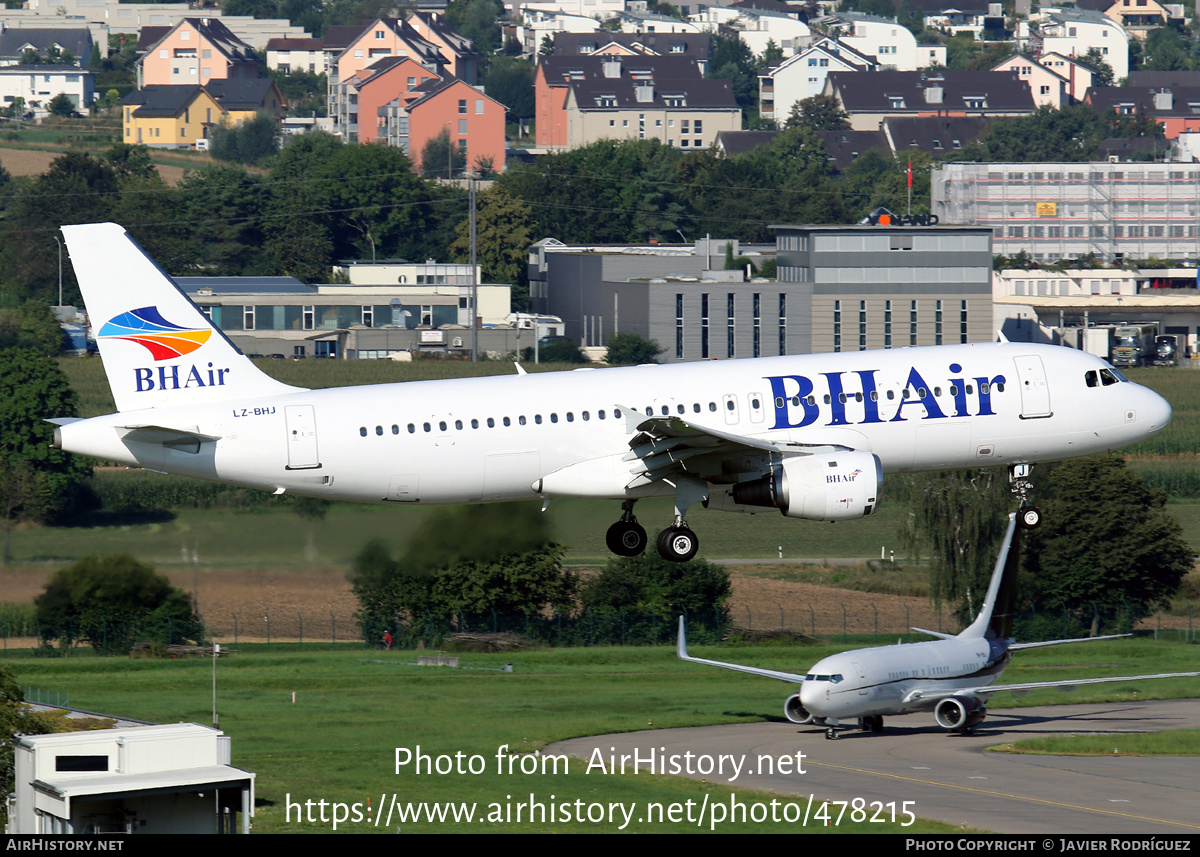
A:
4 600 1194 654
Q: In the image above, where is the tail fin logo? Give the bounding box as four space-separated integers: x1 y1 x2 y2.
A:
98 307 211 361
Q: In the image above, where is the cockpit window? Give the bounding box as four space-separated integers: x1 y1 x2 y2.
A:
1099 368 1120 386
1111 368 1129 383
805 673 845 683
1085 370 1098 388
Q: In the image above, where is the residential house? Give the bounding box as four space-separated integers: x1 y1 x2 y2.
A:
820 11 947 70
759 36 876 120
380 76 506 174
0 27 92 66
824 69 1034 131
924 1 1007 39
265 37 326 76
0 64 93 116
535 54 739 150
991 54 1072 108
689 6 811 55
408 10 480 83
613 11 705 35
1077 0 1174 39
554 31 712 73
1087 84 1200 138
1033 7 1129 83
338 56 440 144
137 18 260 88
121 79 284 147
121 84 221 147
1037 52 1095 101
328 18 446 142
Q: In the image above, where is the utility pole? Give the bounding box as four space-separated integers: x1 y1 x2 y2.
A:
469 173 478 362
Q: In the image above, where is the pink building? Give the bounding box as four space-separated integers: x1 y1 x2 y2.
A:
381 76 506 175
138 19 260 88
348 56 440 144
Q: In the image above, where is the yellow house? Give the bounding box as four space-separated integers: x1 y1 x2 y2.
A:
122 85 222 148
121 80 285 148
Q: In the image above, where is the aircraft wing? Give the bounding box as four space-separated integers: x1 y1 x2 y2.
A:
902 671 1199 705
624 412 849 485
972 672 1199 698
676 617 807 684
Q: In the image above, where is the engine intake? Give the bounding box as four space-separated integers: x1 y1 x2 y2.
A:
933 695 987 732
732 451 883 521
784 692 814 725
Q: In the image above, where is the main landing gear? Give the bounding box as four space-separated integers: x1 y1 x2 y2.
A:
1010 464 1042 530
606 478 706 562
606 500 647 557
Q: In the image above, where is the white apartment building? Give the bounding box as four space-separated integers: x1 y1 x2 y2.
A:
934 161 1200 264
1034 7 1129 83
822 12 947 70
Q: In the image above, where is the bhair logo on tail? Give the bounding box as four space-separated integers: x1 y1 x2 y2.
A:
62 222 303 411
98 307 211 360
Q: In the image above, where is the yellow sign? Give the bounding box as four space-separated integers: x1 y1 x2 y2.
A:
1036 202 1057 217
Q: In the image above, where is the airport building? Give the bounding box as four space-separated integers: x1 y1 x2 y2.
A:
6 723 254 834
532 226 994 362
178 261 512 358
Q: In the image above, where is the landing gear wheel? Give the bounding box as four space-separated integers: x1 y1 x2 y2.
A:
656 525 699 562
1018 506 1042 530
825 727 839 740
606 521 648 556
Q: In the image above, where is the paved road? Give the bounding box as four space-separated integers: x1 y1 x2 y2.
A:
549 699 1200 834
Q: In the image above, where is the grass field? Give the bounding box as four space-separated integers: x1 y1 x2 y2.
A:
8 637 1195 834
995 730 1200 757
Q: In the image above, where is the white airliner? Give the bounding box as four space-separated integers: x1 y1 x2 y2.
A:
54 223 1172 561
679 514 1199 738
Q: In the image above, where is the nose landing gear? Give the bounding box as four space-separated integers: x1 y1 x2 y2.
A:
1011 464 1041 530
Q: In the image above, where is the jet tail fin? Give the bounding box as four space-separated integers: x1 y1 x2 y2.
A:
62 223 303 412
959 513 1020 640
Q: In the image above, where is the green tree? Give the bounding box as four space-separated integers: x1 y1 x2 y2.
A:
527 338 586 363
480 56 535 120
445 0 504 56
47 93 75 117
1022 455 1191 634
1 664 50 829
210 113 280 166
0 349 91 552
1078 47 1116 86
757 39 784 70
35 554 203 653
0 301 66 356
786 93 850 130
420 127 466 179
897 469 1010 617
707 33 757 111
581 552 731 619
605 331 664 365
450 185 535 309
0 152 118 304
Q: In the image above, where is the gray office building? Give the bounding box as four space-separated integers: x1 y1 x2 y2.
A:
775 224 994 352
533 226 993 363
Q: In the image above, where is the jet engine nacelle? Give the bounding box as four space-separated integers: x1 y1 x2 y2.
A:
784 692 815 725
731 451 883 521
933 695 987 732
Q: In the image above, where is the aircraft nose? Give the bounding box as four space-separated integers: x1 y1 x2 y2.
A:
799 680 825 716
1139 386 1172 436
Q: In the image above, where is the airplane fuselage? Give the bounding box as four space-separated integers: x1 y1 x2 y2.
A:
799 637 1011 722
57 343 1169 508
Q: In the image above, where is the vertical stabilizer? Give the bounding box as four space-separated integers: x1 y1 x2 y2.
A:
959 513 1020 640
62 223 303 412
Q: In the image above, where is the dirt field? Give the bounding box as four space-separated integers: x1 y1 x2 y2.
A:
0 147 187 184
3 564 1188 644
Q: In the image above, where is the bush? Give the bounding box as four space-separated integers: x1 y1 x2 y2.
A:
35 554 203 654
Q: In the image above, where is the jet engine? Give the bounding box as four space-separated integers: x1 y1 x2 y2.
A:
731 451 883 521
784 692 815 725
933 695 987 732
